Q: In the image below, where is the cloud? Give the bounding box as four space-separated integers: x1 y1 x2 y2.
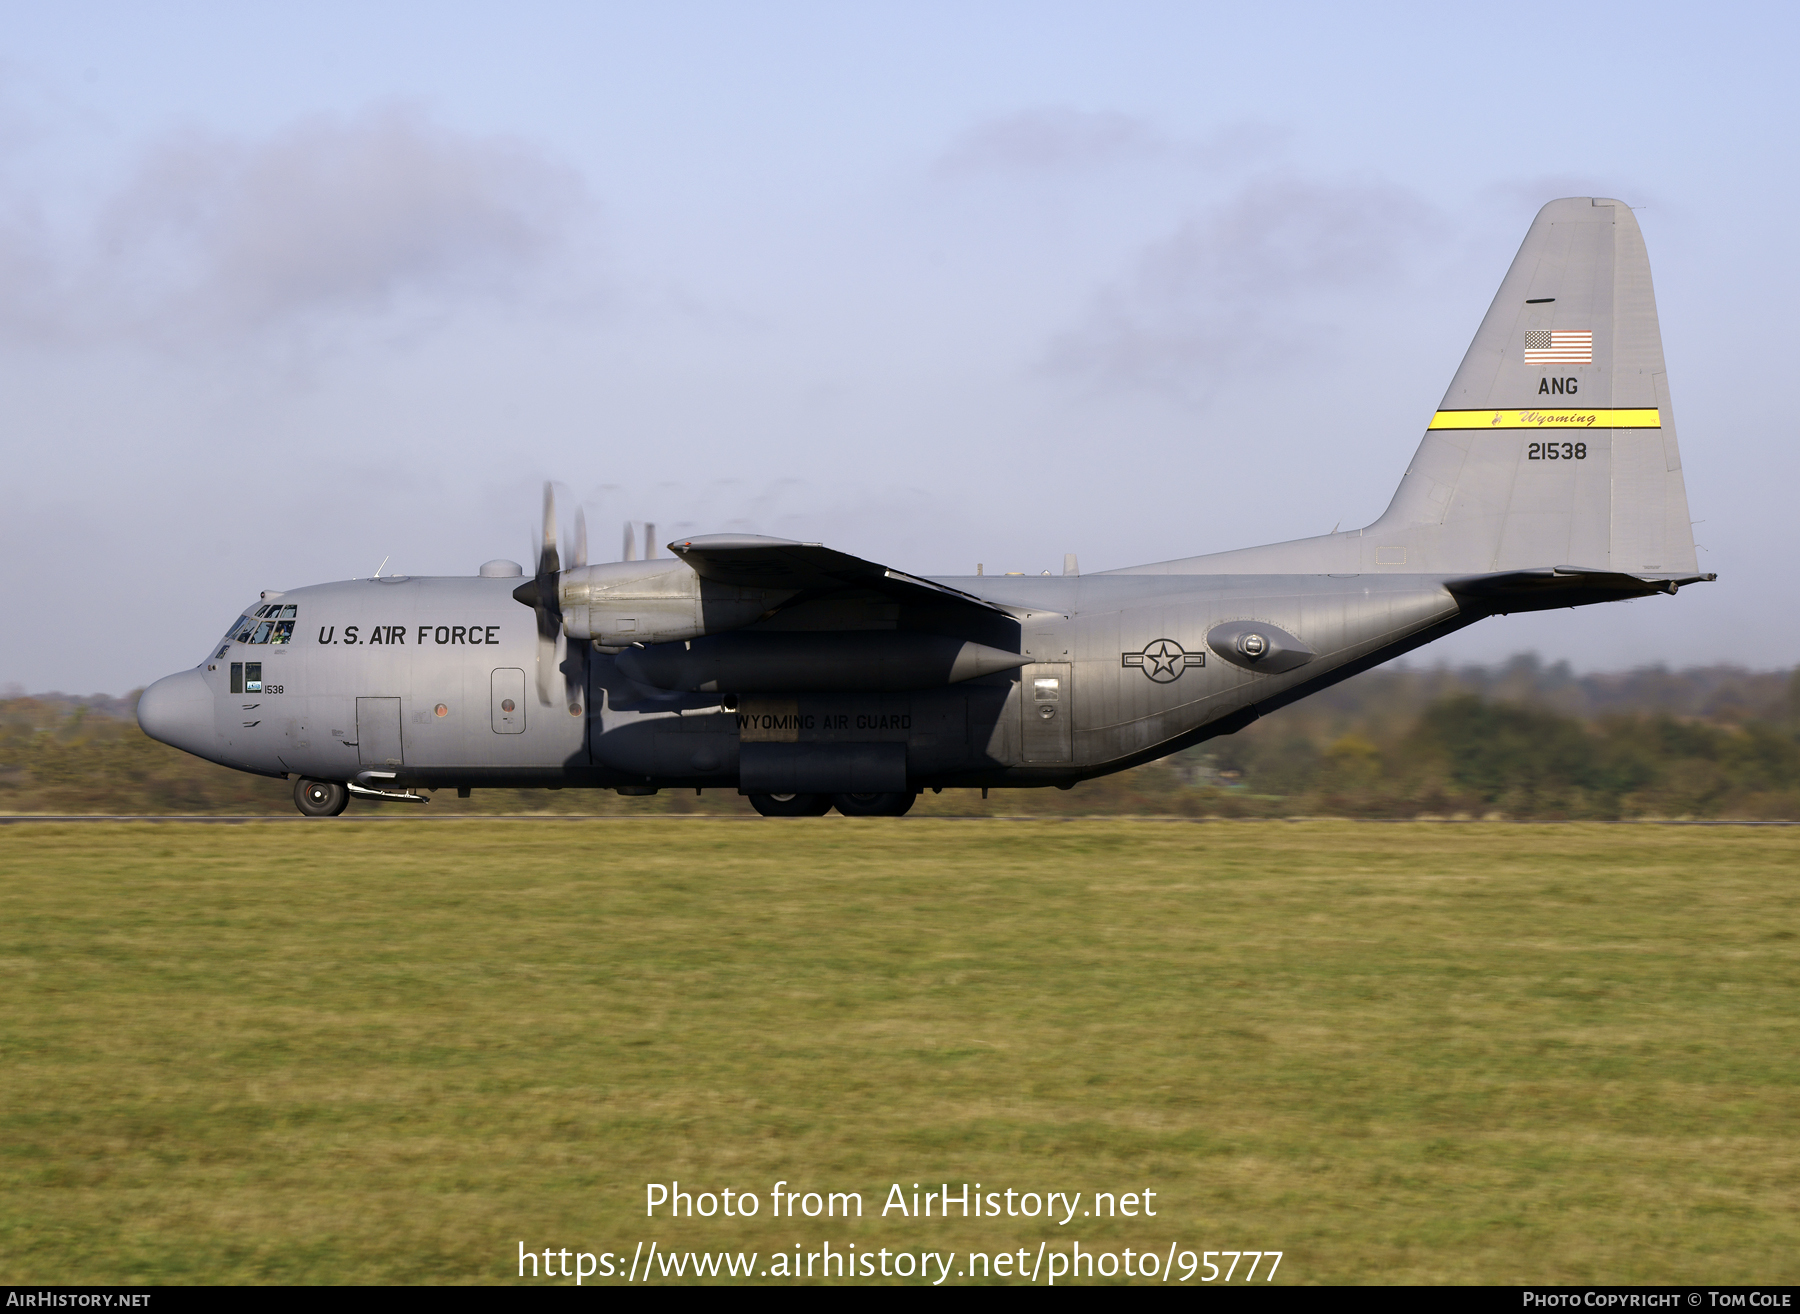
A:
935 108 1168 175
0 105 585 346
1043 174 1439 396
935 109 1289 179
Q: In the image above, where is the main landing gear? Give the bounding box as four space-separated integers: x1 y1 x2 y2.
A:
831 792 916 817
294 778 350 817
746 792 833 817
745 792 916 817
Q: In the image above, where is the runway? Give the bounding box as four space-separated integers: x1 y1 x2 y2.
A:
2 814 1795 826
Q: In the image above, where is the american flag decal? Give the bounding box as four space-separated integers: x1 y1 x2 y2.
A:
1524 330 1592 364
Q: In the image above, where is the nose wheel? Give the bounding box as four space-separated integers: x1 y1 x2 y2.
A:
294 778 350 817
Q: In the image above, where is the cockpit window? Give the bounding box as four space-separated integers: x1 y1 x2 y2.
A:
223 604 298 648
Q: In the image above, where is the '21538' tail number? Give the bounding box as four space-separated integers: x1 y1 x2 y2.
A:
1528 441 1587 460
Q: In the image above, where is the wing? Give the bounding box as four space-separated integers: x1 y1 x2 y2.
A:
668 534 1055 621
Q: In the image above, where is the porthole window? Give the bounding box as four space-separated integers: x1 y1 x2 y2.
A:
434 703 448 717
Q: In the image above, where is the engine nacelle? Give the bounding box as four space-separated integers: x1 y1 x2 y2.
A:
557 559 791 647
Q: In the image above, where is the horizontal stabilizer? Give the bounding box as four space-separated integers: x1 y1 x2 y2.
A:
1447 564 1716 613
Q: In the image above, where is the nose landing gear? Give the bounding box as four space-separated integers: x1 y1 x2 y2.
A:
294 778 350 817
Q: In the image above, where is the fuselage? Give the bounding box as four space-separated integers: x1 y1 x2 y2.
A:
137 568 1470 795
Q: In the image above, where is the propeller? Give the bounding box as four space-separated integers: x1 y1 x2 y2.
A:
512 482 565 704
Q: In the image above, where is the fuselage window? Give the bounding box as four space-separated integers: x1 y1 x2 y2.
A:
230 662 243 694
244 662 263 693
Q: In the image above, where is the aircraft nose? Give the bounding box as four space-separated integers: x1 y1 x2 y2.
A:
137 668 217 758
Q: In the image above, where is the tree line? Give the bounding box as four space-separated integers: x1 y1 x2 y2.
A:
3 655 1796 818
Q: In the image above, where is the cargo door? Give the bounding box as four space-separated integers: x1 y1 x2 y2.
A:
1020 663 1072 763
355 697 404 767
491 668 526 733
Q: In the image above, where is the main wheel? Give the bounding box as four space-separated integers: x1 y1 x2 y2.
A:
294 778 350 817
831 791 916 817
746 792 832 817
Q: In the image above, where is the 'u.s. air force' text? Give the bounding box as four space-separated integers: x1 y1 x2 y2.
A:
316 625 501 646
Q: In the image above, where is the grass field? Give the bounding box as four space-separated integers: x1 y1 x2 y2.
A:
1 819 1796 1285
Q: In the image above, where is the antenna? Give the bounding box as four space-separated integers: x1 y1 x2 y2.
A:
645 522 657 559
1063 553 1079 576
373 554 390 579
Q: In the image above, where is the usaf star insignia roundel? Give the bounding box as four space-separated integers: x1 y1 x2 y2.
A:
1122 638 1205 683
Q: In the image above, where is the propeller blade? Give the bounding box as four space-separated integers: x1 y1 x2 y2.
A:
571 507 587 569
645 521 656 560
512 480 565 703
536 631 557 704
622 522 635 562
539 483 560 578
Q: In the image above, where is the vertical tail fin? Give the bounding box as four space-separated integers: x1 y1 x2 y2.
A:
1374 196 1697 575
1140 198 1701 579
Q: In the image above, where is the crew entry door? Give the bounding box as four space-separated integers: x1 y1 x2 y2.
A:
355 697 404 767
1020 663 1072 763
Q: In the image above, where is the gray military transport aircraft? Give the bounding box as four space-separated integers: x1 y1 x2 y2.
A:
138 198 1711 817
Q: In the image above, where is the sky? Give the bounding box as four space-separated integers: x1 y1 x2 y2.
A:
1 1 1795 695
